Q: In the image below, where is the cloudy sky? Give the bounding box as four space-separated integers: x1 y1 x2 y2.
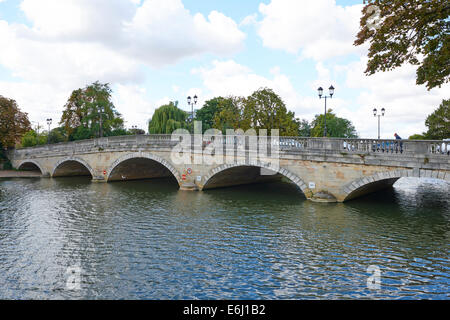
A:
0 0 448 138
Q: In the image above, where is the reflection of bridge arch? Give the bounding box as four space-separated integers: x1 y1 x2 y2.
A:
17 160 44 174
52 157 95 178
202 160 308 194
106 152 182 183
343 169 448 201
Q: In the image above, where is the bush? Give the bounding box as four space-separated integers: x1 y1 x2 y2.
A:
21 130 38 147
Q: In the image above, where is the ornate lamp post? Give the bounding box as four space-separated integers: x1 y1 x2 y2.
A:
187 95 198 133
98 106 109 138
46 118 52 144
373 107 385 139
318 85 335 137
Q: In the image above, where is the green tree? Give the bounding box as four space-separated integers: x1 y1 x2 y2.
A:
0 95 31 148
195 97 228 132
60 81 125 140
23 130 48 147
48 127 66 144
354 1 450 90
297 119 312 137
424 99 449 139
72 126 92 141
148 102 189 134
59 88 85 138
310 109 358 138
242 88 299 136
408 133 426 140
212 96 247 133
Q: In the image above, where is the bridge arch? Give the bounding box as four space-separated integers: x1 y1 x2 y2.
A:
106 152 182 183
17 160 44 174
343 169 448 201
202 160 308 194
52 157 95 178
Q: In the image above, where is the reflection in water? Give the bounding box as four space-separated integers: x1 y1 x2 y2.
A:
0 176 448 299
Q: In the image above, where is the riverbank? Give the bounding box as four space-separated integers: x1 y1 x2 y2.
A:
0 170 42 178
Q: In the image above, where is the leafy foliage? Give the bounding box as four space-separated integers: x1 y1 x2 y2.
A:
408 133 426 140
242 88 299 136
21 130 47 147
48 127 66 144
196 88 300 136
409 99 449 140
297 119 312 137
148 102 189 134
424 99 449 139
0 95 31 148
354 0 450 90
59 81 125 140
195 97 228 132
212 97 247 133
310 109 358 138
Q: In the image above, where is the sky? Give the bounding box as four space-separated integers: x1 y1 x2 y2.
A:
0 0 448 139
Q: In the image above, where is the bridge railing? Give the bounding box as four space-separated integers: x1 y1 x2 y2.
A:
276 137 449 156
12 134 449 158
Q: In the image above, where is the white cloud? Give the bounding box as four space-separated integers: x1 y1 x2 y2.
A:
335 58 450 139
192 60 314 119
193 58 450 139
0 81 70 129
0 0 245 126
240 13 258 27
257 0 365 60
15 0 245 66
113 84 156 131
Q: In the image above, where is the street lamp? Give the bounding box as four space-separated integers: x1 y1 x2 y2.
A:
98 106 108 138
318 85 334 137
187 95 198 133
373 107 385 139
46 118 52 144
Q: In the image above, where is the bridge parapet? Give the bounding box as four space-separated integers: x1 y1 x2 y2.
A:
11 135 450 160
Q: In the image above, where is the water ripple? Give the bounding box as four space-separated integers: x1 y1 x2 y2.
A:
0 177 448 299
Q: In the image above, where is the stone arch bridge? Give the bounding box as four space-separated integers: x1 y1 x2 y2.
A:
8 135 450 202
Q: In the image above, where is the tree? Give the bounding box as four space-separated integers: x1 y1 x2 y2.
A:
242 88 299 136
148 102 189 134
0 95 31 148
310 109 358 138
408 133 426 140
424 99 449 139
297 119 312 137
212 96 247 133
354 1 450 90
60 81 125 140
195 97 228 132
48 127 66 144
20 130 47 147
59 88 85 138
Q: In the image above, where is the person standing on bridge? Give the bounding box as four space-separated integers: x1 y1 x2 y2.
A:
394 133 403 153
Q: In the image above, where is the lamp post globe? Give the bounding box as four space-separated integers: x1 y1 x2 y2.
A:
329 85 335 97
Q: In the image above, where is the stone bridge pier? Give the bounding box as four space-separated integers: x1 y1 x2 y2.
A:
8 135 450 203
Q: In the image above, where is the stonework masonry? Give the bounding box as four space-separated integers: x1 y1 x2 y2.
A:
8 135 450 202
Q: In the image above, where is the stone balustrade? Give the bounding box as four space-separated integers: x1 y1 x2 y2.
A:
13 134 449 159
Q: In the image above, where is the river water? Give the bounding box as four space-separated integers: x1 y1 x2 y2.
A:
0 177 448 299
